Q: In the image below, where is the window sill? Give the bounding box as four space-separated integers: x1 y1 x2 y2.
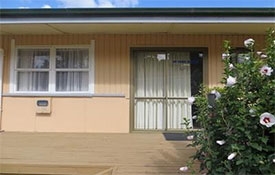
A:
3 93 125 98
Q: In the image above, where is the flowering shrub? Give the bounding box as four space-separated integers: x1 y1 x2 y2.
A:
184 29 275 175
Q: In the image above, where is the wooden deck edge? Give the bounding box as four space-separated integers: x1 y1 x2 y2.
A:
0 164 115 175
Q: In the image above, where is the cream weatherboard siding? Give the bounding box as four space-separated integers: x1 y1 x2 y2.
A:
0 34 265 132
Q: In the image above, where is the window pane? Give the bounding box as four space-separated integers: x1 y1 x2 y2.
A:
168 52 191 97
56 71 89 91
56 48 89 69
17 49 50 69
17 72 49 91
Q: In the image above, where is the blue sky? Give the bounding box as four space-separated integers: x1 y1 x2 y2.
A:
0 0 274 8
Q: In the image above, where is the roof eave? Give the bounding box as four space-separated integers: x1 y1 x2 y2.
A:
1 8 274 18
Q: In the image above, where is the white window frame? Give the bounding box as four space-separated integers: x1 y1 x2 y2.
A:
10 40 95 96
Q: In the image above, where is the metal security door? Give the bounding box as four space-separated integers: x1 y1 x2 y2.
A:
133 50 192 131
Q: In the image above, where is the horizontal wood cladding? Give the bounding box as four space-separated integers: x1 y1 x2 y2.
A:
0 34 266 95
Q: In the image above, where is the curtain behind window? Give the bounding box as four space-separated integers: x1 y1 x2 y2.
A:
16 49 49 91
167 52 192 129
134 51 191 130
135 52 165 130
56 48 89 91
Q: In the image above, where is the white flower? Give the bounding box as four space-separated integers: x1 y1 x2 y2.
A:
244 56 250 60
179 166 188 172
192 115 197 119
187 135 194 140
259 112 275 127
222 53 230 60
226 76 236 87
216 140 226 145
210 89 221 100
273 159 275 163
229 63 234 70
260 65 273 76
187 97 195 105
260 54 267 59
257 51 262 55
244 38 255 48
228 152 237 160
256 51 267 59
249 109 256 117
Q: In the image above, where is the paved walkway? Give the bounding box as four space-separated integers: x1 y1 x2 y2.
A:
0 132 198 175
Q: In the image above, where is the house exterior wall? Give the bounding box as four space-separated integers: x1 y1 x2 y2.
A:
0 34 265 132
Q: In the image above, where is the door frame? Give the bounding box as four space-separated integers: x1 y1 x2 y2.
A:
0 49 3 131
130 47 208 132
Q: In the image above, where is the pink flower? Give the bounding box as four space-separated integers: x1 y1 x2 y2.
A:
260 65 273 76
228 152 237 160
259 112 275 127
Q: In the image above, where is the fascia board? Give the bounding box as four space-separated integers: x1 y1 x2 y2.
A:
1 17 274 24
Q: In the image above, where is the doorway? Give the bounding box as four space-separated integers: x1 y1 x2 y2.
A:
132 48 206 131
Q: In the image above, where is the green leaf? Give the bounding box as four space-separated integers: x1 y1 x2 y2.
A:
260 137 268 144
236 159 244 165
250 142 262 151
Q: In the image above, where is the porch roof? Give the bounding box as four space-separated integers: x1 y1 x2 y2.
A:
0 8 274 35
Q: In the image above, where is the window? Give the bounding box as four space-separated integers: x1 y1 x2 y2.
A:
11 44 94 95
230 48 250 64
55 48 89 92
16 48 50 91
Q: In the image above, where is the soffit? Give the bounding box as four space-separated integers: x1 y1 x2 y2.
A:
0 24 63 35
0 23 274 35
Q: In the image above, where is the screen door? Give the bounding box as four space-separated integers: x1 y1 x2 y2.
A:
133 51 193 130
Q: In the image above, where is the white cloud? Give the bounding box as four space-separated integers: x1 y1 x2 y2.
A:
42 4 52 8
20 0 32 3
57 0 138 8
19 6 30 9
98 0 115 7
113 0 138 7
57 0 97 7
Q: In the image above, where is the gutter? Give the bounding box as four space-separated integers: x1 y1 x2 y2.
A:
0 8 274 24
0 8 275 17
